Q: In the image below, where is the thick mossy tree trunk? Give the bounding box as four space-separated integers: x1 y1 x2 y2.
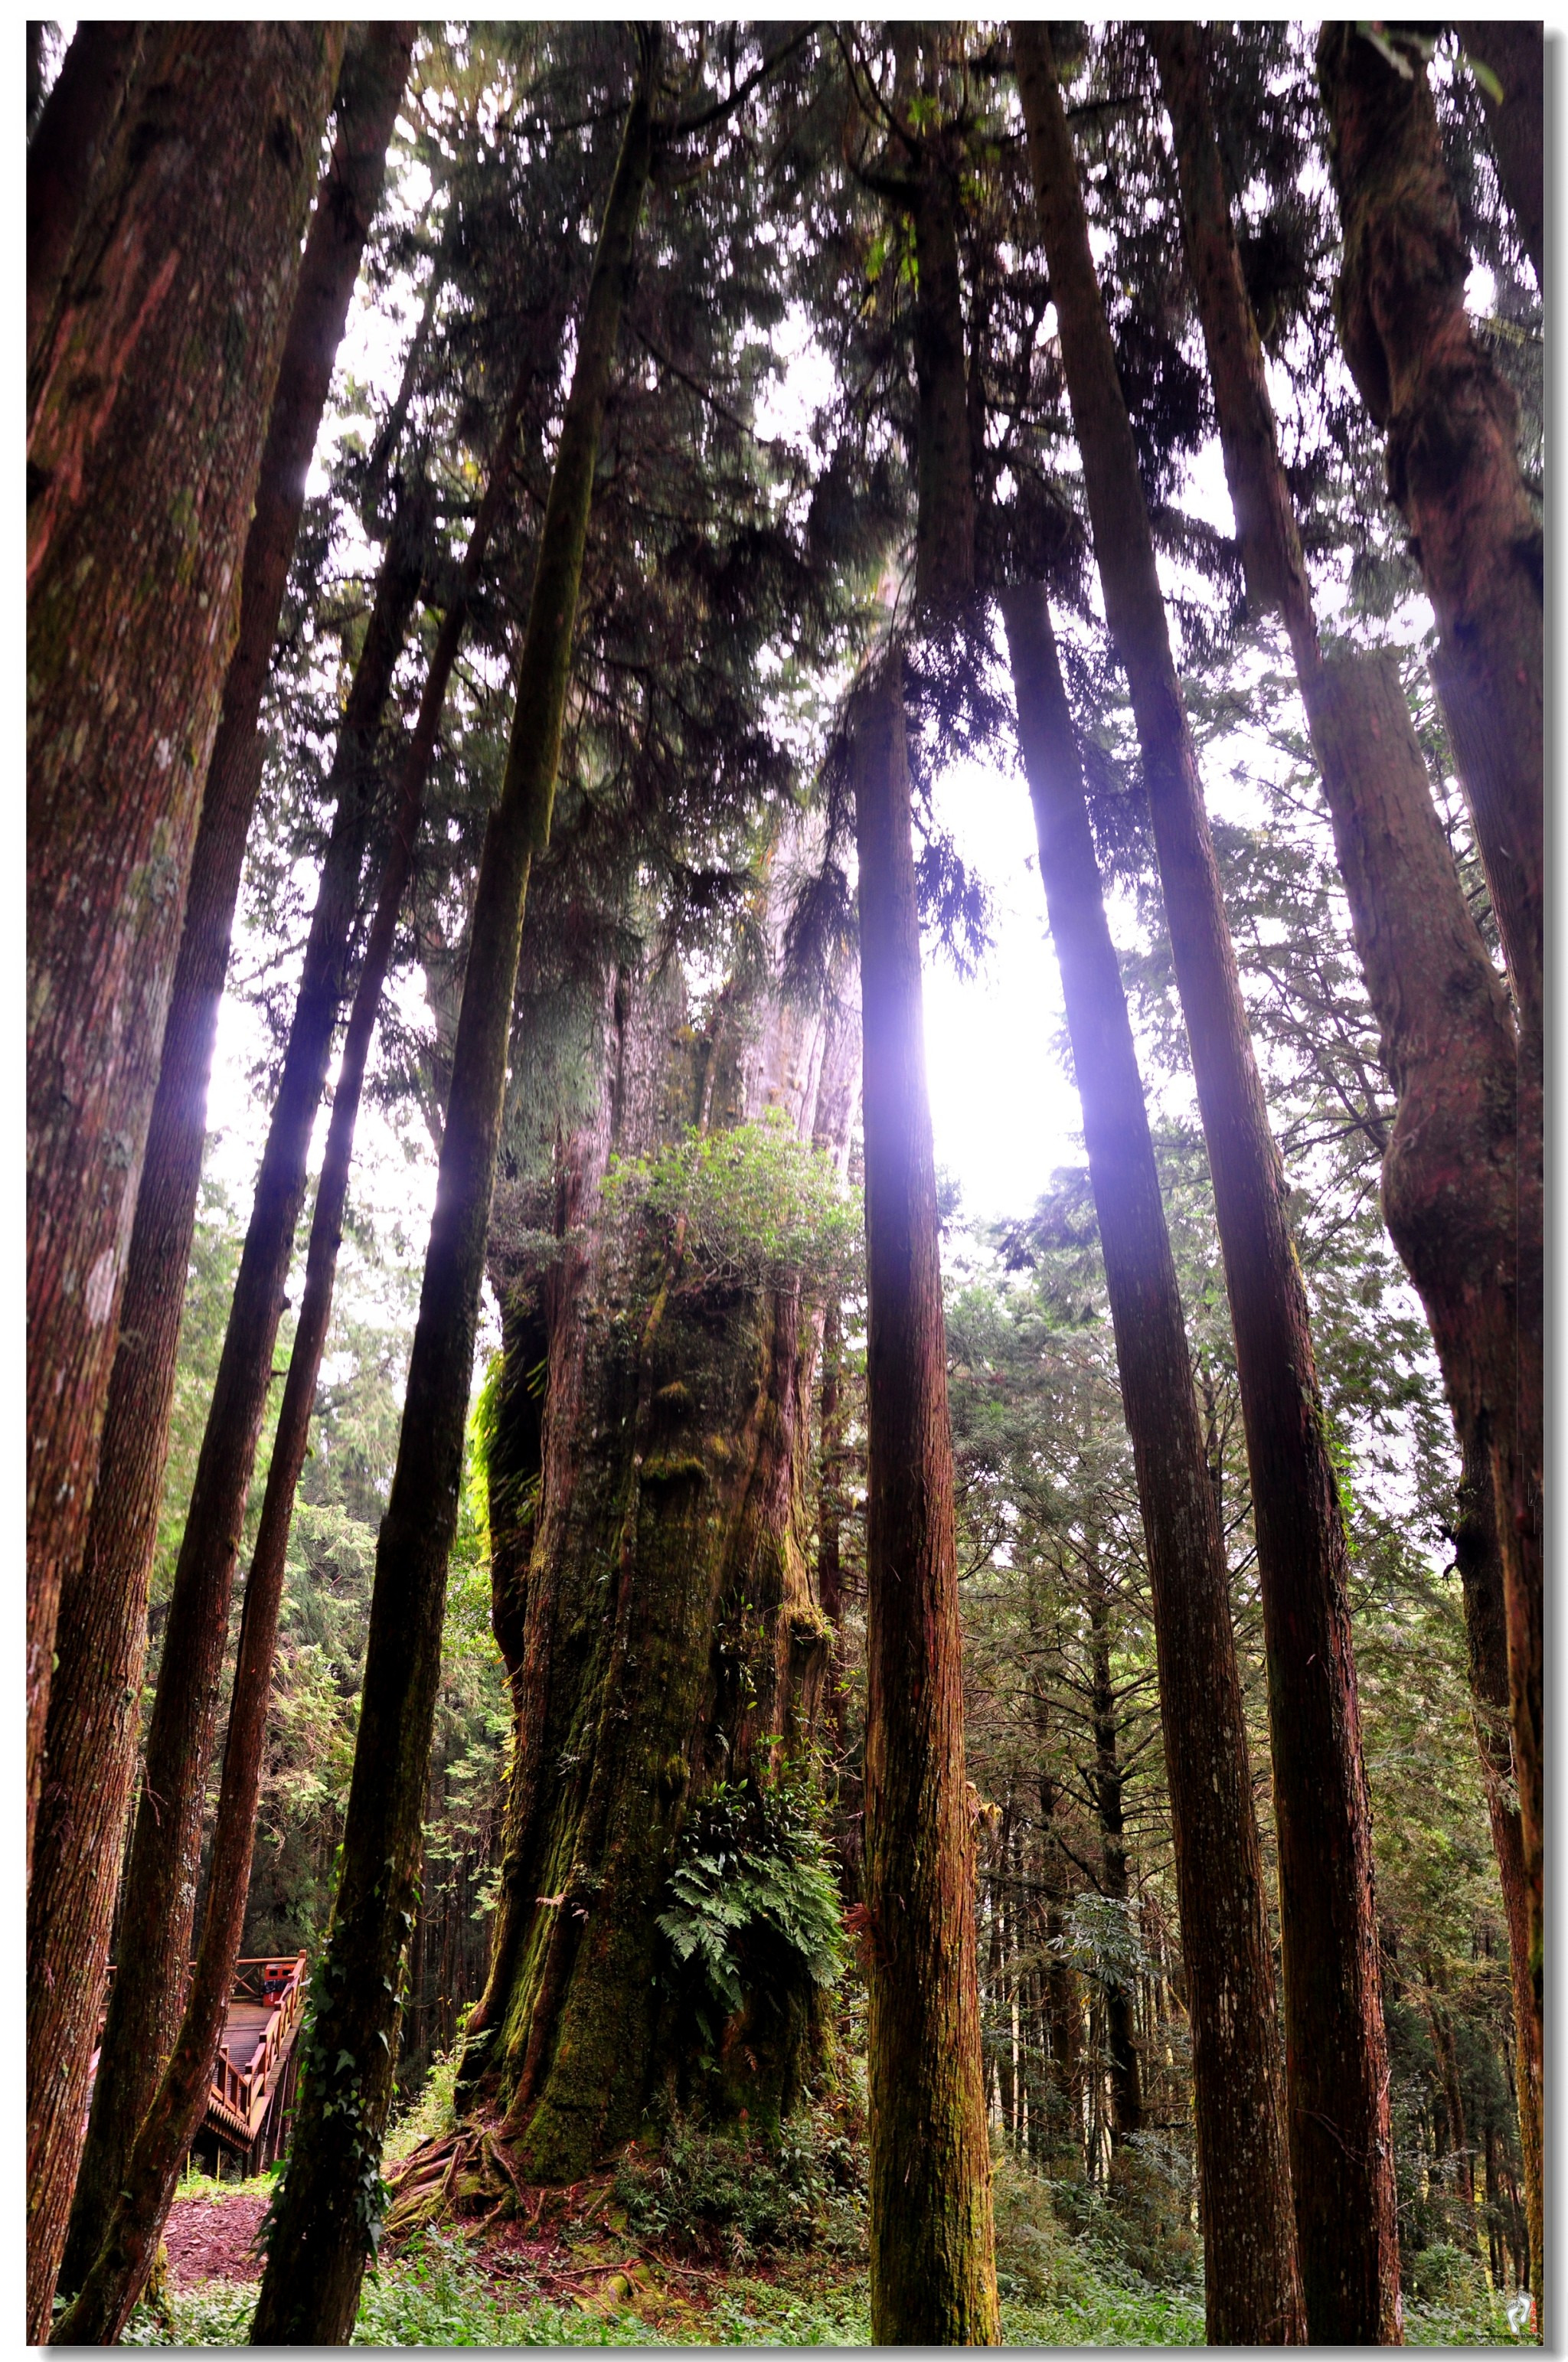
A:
457 918 860 2174
1318 20 1544 2031
25 21 341 1891
852 663 999 2347
1014 23 1403 2341
25 19 144 398
28 48 410 2329
60 481 426 2302
1152 27 1542 2282
248 67 656 2344
1002 580 1305 2342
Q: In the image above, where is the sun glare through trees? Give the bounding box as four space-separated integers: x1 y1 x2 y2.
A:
26 18 1542 2350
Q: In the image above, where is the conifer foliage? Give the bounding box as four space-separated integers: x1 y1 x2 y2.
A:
24 20 1541 2350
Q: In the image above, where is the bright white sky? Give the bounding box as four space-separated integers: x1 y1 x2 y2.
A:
201 128 1497 1270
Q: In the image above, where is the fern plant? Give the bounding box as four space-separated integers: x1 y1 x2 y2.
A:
657 1769 847 2029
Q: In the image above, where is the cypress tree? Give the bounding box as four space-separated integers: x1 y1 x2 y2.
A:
1318 21 1543 2026
1003 580 1305 2341
1152 20 1540 2287
250 54 657 2339
26 21 340 1890
28 44 412 2328
1014 22 1403 2338
60 479 428 2299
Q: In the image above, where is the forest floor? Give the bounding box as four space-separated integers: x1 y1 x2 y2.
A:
122 2083 1524 2347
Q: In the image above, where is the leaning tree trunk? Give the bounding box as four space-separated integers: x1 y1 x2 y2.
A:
249 67 656 2344
25 20 341 1891
1003 579 1305 2341
852 662 999 2347
49 251 518 2351
1455 21 1544 291
1014 23 1402 2340
1318 18 1544 2035
1153 24 1542 2266
60 481 426 2301
453 907 860 2177
25 19 144 402
28 46 411 2328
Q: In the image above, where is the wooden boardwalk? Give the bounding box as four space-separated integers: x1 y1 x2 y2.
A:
93 1954 308 2177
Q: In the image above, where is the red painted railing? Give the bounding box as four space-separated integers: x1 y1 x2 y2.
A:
100 1952 308 2145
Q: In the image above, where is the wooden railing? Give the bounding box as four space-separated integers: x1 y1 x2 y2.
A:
207 1954 309 2141
100 1952 309 2145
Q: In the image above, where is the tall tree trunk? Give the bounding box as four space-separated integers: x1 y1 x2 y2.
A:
1013 23 1402 2339
60 482 426 2301
1453 1445 1544 2299
1455 22 1544 291
455 907 858 2175
1153 25 1543 2265
26 21 341 1891
1002 579 1304 2340
249 67 656 2343
25 19 144 402
1086 1555 1142 2150
49 247 520 2354
852 662 999 2346
815 1292 861 1898
1318 18 1544 2034
27 47 411 2328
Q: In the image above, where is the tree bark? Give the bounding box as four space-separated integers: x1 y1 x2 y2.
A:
1014 22 1402 2340
60 482 426 2302
1153 21 1543 2243
51 234 530 2361
25 19 144 407
1318 17 1543 2030
1003 578 1304 2341
27 46 411 2330
1453 1441 1544 2299
1455 22 1544 290
26 21 341 1893
910 159 978 606
1086 1564 1142 2151
249 68 655 2343
852 662 999 2346
456 907 858 2176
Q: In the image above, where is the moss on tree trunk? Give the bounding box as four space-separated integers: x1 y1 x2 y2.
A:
462 913 858 2178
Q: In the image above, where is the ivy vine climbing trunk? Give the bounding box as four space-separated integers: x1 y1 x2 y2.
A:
26 20 341 1893
1002 578 1305 2342
1318 18 1544 2034
852 662 999 2347
1014 21 1403 2341
248 62 657 2342
28 44 411 2328
1153 25 1541 2282
60 479 426 2304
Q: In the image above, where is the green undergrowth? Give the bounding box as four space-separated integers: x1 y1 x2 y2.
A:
126 2113 1523 2347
